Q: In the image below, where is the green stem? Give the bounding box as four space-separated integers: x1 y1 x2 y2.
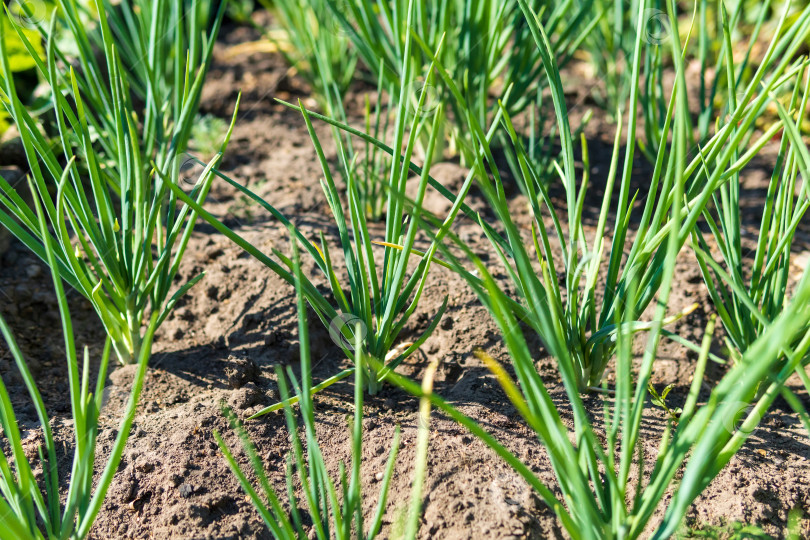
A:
114 307 143 366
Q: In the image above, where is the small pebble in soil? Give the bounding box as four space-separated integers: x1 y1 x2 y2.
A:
247 404 265 417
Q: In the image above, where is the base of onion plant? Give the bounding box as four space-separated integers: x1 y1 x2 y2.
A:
0 181 153 540
0 0 235 365
214 241 433 540
168 23 456 407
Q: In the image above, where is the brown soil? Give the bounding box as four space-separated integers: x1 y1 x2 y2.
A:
2 16 810 540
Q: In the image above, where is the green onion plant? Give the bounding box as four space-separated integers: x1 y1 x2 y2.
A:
0 0 235 365
574 0 643 114
214 238 432 539
167 13 456 403
352 76 395 222
666 1 802 164
0 1 51 135
0 178 154 539
689 0 802 148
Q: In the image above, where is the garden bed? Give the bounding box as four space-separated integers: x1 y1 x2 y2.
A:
1 13 810 540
